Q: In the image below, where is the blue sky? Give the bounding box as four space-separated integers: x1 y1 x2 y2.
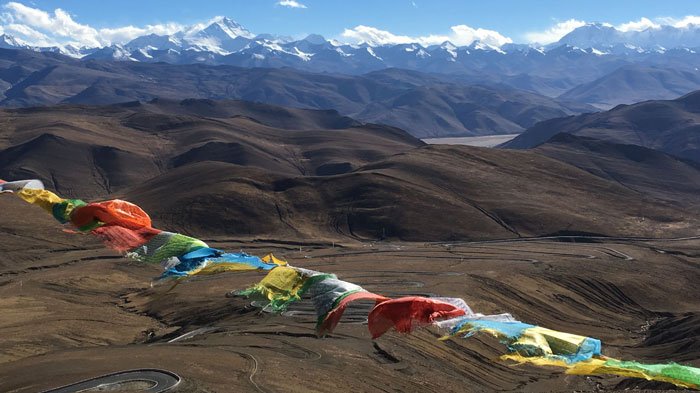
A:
2 0 700 47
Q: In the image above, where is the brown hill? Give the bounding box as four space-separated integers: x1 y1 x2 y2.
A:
0 49 594 137
0 99 421 197
0 100 698 241
121 144 699 241
536 133 700 206
503 90 700 163
0 99 698 391
558 65 700 109
1 196 698 392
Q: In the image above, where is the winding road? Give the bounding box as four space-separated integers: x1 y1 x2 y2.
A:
42 369 180 393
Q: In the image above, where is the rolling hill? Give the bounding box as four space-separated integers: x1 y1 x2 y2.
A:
502 90 700 163
0 49 594 138
0 99 422 197
535 133 700 205
122 144 699 241
0 99 697 241
559 65 700 109
1 15 699 393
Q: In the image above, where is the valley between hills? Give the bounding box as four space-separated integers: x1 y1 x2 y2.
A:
0 90 698 391
1 8 700 386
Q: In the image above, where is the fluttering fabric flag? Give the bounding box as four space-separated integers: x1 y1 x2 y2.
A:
587 358 700 389
501 355 700 389
70 200 152 231
17 187 66 212
438 317 700 388
0 179 45 193
3 178 700 390
162 250 286 279
0 179 282 279
368 296 467 339
443 319 602 363
261 253 288 266
236 267 335 312
144 233 208 267
306 276 389 336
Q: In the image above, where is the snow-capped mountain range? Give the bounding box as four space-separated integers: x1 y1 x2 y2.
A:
1 17 699 75
557 22 700 50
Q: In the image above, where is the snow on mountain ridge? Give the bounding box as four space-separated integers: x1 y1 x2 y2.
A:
558 22 700 49
126 34 182 51
0 33 32 50
1 16 699 74
178 17 254 54
183 16 254 40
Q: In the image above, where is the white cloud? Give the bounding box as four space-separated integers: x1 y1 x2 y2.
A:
277 0 307 9
341 24 511 47
342 25 414 46
5 23 54 46
4 1 101 46
525 15 700 45
99 23 184 44
449 25 512 47
3 2 51 27
659 15 700 29
0 2 185 48
617 17 660 32
2 1 699 52
524 19 586 44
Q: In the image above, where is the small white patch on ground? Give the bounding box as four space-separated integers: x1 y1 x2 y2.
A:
422 134 519 147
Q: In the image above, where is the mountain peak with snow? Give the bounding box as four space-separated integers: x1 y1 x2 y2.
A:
557 22 700 49
0 34 26 49
125 33 181 51
557 23 624 48
186 16 254 40
302 34 327 45
0 16 699 76
177 17 254 54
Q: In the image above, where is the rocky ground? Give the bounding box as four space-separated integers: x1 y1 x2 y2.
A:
1 197 698 392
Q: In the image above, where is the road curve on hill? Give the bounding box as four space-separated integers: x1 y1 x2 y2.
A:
42 369 180 393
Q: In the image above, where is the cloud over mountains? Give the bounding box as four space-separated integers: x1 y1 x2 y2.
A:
0 1 183 47
525 16 700 45
524 19 587 45
340 24 512 47
0 1 699 50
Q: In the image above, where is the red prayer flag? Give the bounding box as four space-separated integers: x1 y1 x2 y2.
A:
368 296 466 339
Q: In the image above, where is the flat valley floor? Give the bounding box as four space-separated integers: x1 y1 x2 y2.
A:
422 134 519 147
0 200 698 392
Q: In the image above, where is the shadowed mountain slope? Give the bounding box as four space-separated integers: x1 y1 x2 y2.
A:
122 144 699 241
0 100 698 242
0 49 594 138
559 65 700 109
502 90 700 163
535 133 700 206
0 99 422 197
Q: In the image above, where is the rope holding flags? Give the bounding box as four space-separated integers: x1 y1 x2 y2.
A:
1 178 699 390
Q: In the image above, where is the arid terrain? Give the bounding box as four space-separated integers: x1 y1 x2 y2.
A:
0 95 698 392
0 4 699 391
503 90 700 163
0 194 699 392
1 100 698 242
